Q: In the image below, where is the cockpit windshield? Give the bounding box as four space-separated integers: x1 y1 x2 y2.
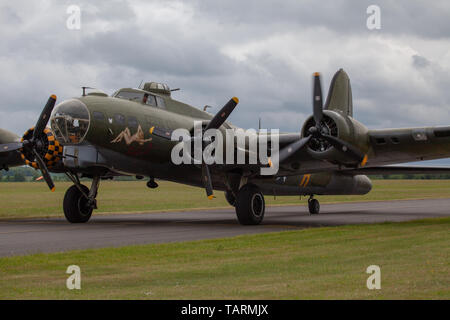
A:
50 99 90 144
114 90 144 102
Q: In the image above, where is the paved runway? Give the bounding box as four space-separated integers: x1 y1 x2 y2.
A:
0 198 449 257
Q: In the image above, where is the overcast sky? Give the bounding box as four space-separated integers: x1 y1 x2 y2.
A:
1 0 449 141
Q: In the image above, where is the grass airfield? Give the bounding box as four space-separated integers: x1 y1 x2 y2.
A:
0 180 448 299
0 179 450 219
0 218 448 299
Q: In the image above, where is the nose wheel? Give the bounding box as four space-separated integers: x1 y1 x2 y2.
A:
63 184 93 223
308 196 320 215
63 173 100 223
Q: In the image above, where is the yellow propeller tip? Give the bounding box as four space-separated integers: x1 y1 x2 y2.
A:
207 195 215 200
50 94 57 100
361 154 368 167
51 187 56 192
232 97 239 104
313 72 320 77
149 127 154 134
268 157 273 168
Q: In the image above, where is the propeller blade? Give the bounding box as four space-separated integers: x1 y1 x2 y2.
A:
270 136 312 166
201 163 214 199
32 149 55 192
33 95 57 140
149 126 172 140
0 142 23 153
205 97 239 131
313 73 323 126
198 96 238 199
321 134 367 164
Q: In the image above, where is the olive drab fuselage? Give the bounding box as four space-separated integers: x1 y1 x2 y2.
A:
2 72 450 197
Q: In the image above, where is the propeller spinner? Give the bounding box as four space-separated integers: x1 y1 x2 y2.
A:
270 73 367 167
149 97 239 199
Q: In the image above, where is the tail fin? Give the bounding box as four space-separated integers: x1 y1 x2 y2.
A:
324 68 353 117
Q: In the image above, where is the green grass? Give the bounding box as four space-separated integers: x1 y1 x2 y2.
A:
0 217 448 299
0 180 450 219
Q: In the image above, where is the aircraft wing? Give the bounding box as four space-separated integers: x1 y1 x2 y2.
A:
346 165 450 175
216 124 450 178
366 126 450 166
0 128 25 169
279 125 450 172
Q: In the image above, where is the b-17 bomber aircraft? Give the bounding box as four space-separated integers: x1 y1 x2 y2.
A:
1 69 450 225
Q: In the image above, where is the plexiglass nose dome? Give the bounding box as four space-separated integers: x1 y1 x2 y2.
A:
50 99 90 144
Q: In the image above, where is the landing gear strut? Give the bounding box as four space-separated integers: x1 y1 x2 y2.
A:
235 183 265 225
224 190 236 207
63 173 100 223
308 195 320 215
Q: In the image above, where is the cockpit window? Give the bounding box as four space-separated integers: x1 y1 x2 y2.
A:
143 93 156 106
50 99 90 145
114 90 144 102
115 90 159 107
156 96 166 108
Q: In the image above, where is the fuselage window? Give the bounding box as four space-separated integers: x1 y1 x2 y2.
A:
93 111 105 121
390 137 400 144
156 96 166 108
128 116 138 128
114 114 126 126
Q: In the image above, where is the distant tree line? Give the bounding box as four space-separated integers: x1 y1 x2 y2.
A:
0 167 138 182
0 166 66 182
371 174 450 180
1 167 450 182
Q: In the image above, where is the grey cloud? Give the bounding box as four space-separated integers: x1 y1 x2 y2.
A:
193 0 450 39
412 54 430 69
0 0 449 139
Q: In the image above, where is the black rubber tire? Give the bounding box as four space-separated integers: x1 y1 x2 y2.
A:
63 185 93 223
235 184 265 225
224 190 236 207
308 198 320 214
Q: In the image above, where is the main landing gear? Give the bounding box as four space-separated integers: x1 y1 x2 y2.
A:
308 195 320 215
234 184 265 225
63 174 100 223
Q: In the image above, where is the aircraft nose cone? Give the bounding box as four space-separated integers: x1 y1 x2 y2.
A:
50 99 90 145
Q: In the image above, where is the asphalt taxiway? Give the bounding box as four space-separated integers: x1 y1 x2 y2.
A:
0 198 449 256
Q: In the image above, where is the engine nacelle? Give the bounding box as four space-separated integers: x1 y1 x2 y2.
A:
20 127 63 169
301 110 369 164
